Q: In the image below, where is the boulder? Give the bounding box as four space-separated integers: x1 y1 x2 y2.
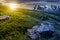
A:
27 20 56 39
0 15 10 21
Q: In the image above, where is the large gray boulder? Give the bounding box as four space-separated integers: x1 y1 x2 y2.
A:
27 20 60 40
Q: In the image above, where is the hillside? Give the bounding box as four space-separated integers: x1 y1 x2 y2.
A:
0 5 60 40
0 5 48 40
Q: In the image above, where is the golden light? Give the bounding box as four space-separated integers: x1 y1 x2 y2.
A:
9 3 17 10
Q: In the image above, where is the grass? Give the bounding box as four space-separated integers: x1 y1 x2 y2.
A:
0 5 47 40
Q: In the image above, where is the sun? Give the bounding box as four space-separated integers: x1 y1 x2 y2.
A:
9 3 17 10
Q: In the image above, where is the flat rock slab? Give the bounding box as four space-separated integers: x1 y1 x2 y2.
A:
0 15 10 21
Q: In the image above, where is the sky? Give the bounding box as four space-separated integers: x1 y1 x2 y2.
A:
0 0 60 3
7 0 60 2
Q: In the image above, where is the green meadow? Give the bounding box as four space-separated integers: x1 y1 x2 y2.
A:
0 5 49 40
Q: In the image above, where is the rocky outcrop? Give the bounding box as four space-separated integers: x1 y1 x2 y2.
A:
27 20 60 40
37 5 60 14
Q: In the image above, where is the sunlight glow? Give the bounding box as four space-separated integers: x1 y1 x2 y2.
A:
9 3 17 10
